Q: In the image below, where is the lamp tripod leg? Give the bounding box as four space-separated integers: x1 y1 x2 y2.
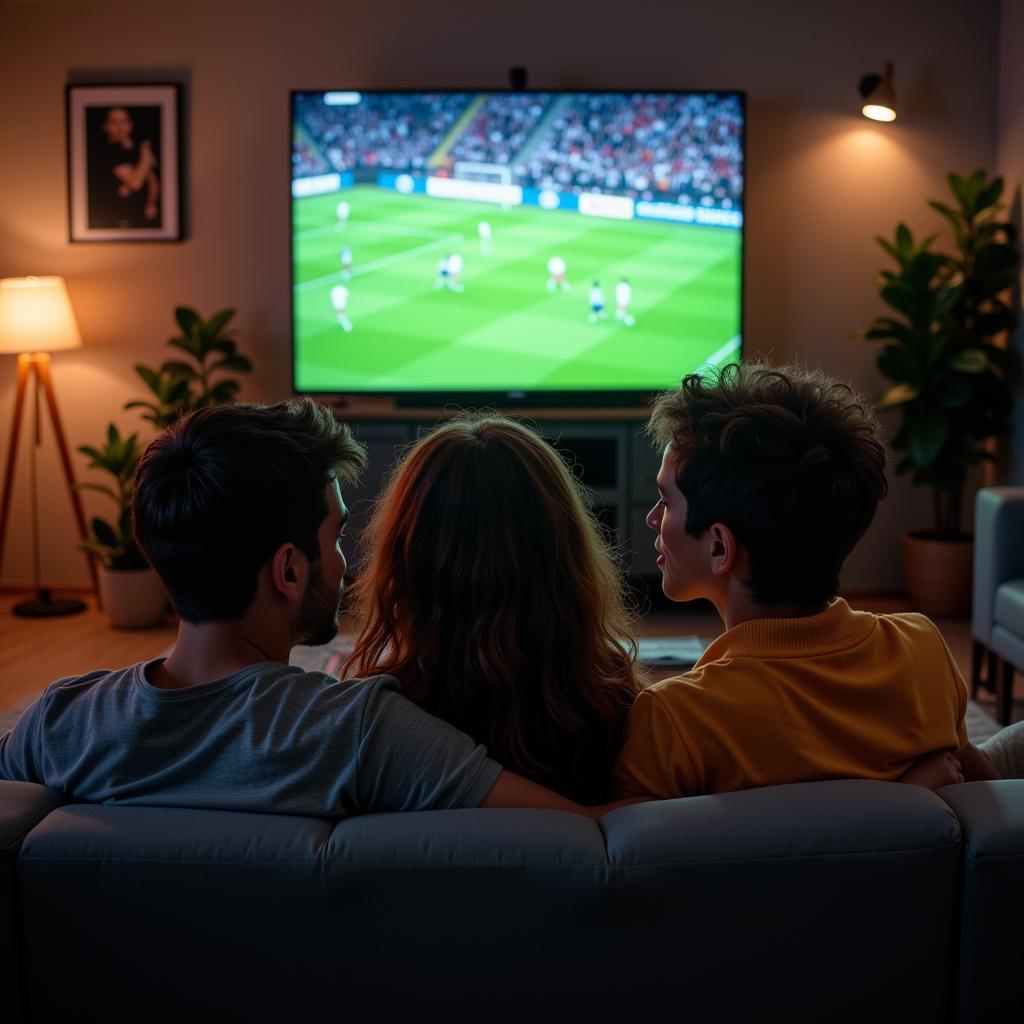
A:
35 355 100 605
0 353 31 585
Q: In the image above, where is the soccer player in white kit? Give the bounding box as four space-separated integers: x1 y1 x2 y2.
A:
588 281 608 323
336 200 350 229
330 284 353 333
446 253 465 292
547 255 570 292
615 278 635 326
435 253 464 292
434 255 449 289
340 247 353 280
478 221 492 254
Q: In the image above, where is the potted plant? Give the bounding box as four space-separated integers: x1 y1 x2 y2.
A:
126 306 251 428
865 169 1020 617
77 306 253 625
77 424 168 628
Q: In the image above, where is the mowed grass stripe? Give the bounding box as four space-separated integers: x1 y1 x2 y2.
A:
429 219 734 386
293 187 741 391
531 248 740 388
325 219 689 386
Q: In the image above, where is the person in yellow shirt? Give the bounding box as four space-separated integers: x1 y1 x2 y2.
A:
613 362 1016 800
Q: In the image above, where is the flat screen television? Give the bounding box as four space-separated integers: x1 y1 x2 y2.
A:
290 90 744 404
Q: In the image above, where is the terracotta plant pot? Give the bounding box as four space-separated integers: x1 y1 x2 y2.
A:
899 529 974 619
98 567 169 629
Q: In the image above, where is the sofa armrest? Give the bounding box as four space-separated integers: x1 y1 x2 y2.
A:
0 781 68 1024
937 780 1024 1024
0 781 67 856
973 487 1024 644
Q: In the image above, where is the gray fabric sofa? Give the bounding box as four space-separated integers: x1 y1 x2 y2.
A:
3 777 1022 1023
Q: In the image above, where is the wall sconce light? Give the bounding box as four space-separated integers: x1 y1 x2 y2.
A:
859 61 897 122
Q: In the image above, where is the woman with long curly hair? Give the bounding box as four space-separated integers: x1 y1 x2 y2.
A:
343 415 642 804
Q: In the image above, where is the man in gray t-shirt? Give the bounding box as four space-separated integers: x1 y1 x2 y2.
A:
0 400 616 819
0 664 500 817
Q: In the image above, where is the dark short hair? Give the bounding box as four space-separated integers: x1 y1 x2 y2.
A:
133 399 366 622
648 363 887 606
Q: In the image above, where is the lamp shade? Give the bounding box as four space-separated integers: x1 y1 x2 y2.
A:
0 276 83 354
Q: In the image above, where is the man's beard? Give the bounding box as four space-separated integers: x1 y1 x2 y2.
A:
296 561 342 647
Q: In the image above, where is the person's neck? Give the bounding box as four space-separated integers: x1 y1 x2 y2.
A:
716 579 830 631
152 619 293 690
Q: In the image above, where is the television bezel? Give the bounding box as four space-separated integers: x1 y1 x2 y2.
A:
289 87 746 408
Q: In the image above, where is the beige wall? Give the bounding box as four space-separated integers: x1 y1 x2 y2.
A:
998 0 1024 486
0 0 1001 590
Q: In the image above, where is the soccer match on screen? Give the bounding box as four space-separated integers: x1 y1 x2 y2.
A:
291 91 744 397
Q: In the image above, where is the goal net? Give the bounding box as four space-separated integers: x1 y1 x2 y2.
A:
453 161 513 186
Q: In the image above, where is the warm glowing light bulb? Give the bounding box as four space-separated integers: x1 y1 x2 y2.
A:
862 103 897 123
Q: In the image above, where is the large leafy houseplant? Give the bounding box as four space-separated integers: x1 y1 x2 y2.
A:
76 424 147 570
78 305 252 588
865 169 1020 540
126 306 252 428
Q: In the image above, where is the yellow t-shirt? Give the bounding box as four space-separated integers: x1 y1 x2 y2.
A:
612 598 968 799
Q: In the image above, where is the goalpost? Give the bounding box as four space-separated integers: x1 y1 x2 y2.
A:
453 161 513 187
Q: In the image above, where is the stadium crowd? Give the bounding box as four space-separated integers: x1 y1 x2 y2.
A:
521 94 743 208
446 94 554 167
294 92 743 209
294 93 468 173
292 138 328 178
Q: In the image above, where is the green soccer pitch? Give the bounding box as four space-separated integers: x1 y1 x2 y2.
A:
292 186 742 394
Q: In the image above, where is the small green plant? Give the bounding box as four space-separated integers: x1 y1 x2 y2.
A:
865 169 1020 539
76 424 148 570
125 306 252 428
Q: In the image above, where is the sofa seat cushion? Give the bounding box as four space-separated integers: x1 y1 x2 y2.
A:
994 579 1024 637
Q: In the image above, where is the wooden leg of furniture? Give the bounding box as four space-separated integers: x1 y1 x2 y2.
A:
34 355 99 602
999 659 1015 726
971 640 984 698
0 353 31 583
986 649 999 696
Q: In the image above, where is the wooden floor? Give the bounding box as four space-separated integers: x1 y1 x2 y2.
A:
0 595 177 713
0 590 1018 723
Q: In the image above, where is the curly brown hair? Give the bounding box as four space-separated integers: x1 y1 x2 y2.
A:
648 362 888 606
343 415 642 803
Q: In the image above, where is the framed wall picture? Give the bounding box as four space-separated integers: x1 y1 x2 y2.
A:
66 83 182 242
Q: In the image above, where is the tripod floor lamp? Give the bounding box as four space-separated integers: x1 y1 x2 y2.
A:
0 276 97 616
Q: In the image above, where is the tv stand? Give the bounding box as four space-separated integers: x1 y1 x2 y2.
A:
329 400 650 422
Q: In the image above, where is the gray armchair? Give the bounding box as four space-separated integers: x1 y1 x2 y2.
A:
971 487 1024 723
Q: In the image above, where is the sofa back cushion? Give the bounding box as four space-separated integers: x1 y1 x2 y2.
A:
17 781 960 1023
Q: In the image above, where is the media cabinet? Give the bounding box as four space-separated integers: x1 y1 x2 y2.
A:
334 405 662 579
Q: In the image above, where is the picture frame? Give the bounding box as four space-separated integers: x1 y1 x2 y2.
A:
66 83 182 242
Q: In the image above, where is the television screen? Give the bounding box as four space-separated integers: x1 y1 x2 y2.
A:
291 90 744 402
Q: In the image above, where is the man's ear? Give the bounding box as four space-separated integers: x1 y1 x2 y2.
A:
269 543 307 601
707 522 740 577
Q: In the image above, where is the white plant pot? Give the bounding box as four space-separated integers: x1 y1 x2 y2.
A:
98 566 169 629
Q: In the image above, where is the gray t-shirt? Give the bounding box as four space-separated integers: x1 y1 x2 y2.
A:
0 660 502 817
